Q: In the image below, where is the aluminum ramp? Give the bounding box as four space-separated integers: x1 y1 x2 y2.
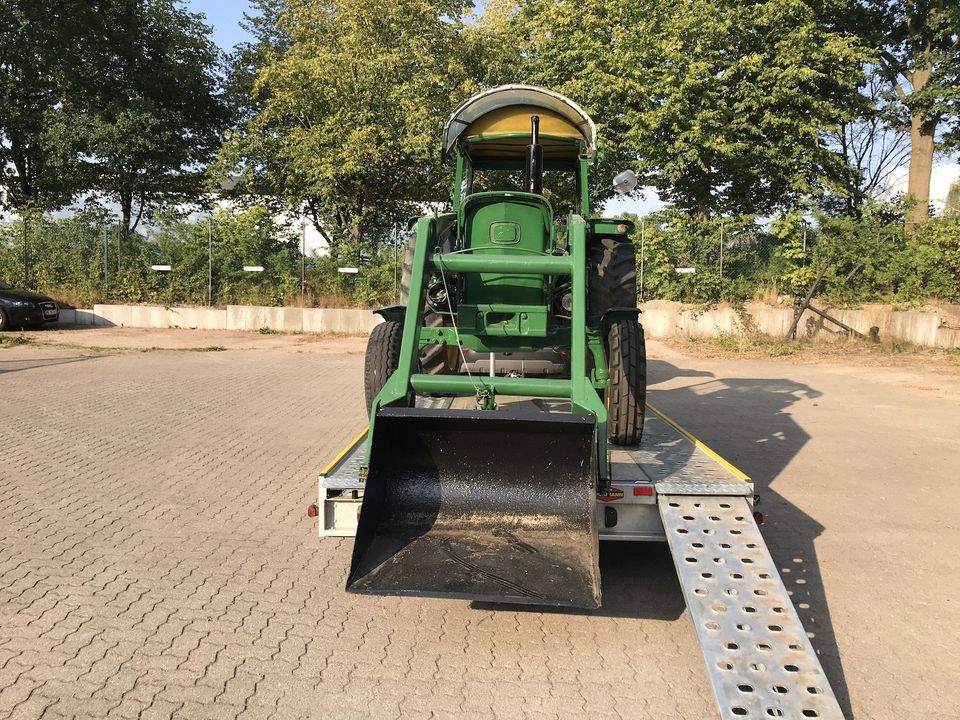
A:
659 495 843 719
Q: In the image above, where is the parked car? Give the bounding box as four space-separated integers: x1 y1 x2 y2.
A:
0 281 59 330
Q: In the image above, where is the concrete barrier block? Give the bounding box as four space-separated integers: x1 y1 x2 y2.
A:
72 309 101 326
322 308 381 334
280 307 303 332
168 307 227 330
302 308 326 333
934 326 960 349
69 301 957 348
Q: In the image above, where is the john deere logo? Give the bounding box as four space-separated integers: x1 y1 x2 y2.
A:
490 222 520 244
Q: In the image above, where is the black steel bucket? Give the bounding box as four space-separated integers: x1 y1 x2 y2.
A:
346 407 601 608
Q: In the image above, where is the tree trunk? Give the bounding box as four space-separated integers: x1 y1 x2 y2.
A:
906 114 936 227
120 192 133 235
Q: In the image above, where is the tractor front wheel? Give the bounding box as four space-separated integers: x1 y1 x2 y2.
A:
606 319 647 445
364 320 412 413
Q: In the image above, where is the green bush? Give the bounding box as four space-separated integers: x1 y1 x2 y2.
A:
625 206 960 306
2 204 958 310
0 206 402 308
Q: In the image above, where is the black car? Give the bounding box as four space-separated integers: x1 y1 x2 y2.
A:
0 281 59 330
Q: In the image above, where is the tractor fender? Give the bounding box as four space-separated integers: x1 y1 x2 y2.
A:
372 305 405 324
600 306 642 334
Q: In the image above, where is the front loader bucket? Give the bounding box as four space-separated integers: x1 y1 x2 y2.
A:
347 407 601 608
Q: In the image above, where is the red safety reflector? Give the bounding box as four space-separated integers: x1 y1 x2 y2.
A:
633 486 653 496
307 504 319 518
753 511 764 526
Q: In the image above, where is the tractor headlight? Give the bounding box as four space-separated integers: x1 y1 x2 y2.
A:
559 291 573 313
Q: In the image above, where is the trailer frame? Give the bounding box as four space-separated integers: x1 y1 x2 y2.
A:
315 399 845 720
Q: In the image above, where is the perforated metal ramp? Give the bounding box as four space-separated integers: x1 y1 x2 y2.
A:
659 495 844 720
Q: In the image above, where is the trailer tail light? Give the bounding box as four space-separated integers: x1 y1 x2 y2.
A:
753 511 764 526
633 486 653 496
307 504 319 518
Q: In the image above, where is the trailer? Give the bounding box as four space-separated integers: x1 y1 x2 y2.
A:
316 396 844 720
311 85 845 719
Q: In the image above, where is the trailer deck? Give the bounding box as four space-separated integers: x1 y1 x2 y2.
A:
317 399 844 719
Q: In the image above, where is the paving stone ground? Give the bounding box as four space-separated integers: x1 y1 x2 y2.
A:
1 333 958 719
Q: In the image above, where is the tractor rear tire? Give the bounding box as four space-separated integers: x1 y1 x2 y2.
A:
364 320 410 413
589 238 637 314
606 319 646 445
400 232 458 376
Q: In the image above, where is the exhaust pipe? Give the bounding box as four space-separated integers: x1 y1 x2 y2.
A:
525 116 543 195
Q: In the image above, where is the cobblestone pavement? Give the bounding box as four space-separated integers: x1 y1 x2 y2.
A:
1 335 958 719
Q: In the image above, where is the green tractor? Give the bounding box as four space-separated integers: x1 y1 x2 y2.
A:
348 85 646 609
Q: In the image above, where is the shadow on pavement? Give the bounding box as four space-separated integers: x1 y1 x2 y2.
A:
474 357 851 716
473 541 688 621
0 355 106 375
646 358 852 719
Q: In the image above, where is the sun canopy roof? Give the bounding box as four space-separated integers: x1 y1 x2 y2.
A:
442 85 596 163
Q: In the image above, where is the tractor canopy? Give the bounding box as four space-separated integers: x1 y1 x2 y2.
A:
442 85 596 167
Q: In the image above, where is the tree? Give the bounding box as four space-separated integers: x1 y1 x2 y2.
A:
218 0 476 257
81 0 231 234
507 0 865 219
0 1 98 211
829 73 911 217
0 0 229 226
850 0 960 226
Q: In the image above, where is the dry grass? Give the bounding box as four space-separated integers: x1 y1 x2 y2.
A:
0 333 33 348
664 330 960 373
752 282 788 306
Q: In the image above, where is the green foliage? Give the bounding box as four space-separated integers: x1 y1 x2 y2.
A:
628 210 773 303
0 207 400 308
846 1 960 223
0 334 33 348
500 0 864 218
946 181 960 216
1 205 957 309
81 0 230 232
851 0 960 144
0 0 229 223
621 205 960 305
0 1 92 209
217 0 477 255
780 208 960 304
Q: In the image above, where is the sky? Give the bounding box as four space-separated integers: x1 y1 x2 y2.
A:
186 0 252 51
